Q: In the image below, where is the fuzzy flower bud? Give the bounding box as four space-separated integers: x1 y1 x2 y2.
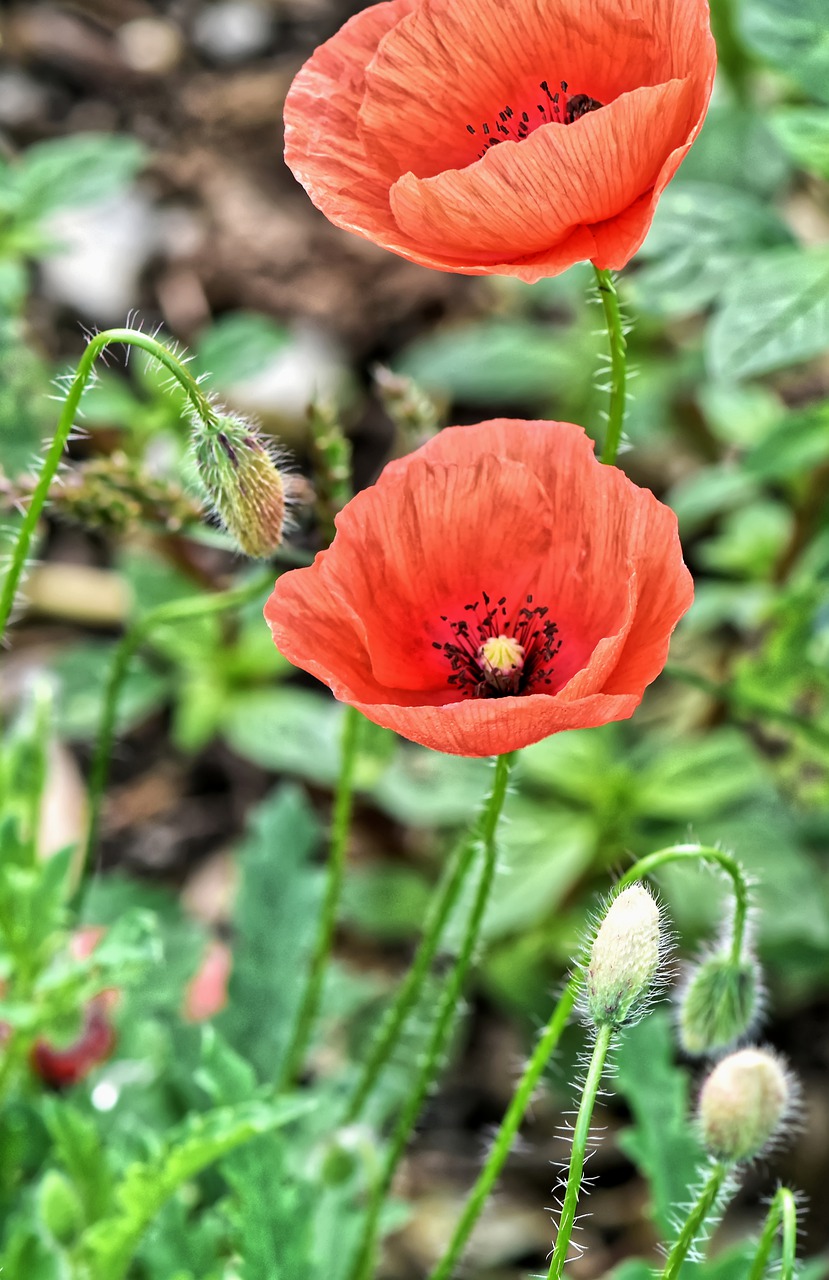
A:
586 884 662 1028
679 952 760 1057
698 1047 791 1163
192 414 286 558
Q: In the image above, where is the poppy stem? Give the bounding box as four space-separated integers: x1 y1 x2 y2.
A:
426 841 749 1280
0 327 219 644
747 1186 799 1280
79 566 300 900
343 756 508 1124
427 972 580 1280
348 752 514 1280
593 268 628 466
659 1160 733 1280
546 1021 615 1279
279 703 363 1088
617 843 750 968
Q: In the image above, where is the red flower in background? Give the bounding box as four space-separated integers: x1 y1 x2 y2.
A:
265 421 693 757
283 0 715 281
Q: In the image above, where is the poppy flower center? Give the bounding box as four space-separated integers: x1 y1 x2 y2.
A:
434 592 562 698
466 80 604 157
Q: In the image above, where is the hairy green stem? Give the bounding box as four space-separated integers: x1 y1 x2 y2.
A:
546 1021 614 1279
343 759 512 1124
660 1161 731 1280
594 268 628 466
427 973 580 1280
280 705 362 1088
0 328 218 641
349 753 514 1280
428 842 750 1280
748 1186 799 1280
82 568 282 885
619 843 750 967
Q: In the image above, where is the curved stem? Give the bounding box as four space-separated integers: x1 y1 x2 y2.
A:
343 761 509 1124
660 1161 731 1280
349 753 514 1280
82 569 277 887
546 1022 614 1279
0 328 218 641
594 268 628 466
618 843 750 967
428 973 580 1280
279 704 362 1088
748 1187 799 1280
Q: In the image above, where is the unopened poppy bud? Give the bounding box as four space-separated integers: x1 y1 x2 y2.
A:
192 414 286 558
39 1169 84 1245
679 952 760 1057
698 1047 792 1163
586 885 662 1028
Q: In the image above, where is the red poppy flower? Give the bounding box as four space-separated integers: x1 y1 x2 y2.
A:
283 0 715 282
265 420 693 757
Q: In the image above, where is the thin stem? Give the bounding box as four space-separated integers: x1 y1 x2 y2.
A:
546 1021 614 1279
748 1186 799 1280
0 328 217 641
594 268 628 466
349 753 514 1280
279 704 362 1089
428 973 580 1280
660 1161 731 1280
428 841 751 1280
344 772 501 1124
82 569 278 886
618 843 750 967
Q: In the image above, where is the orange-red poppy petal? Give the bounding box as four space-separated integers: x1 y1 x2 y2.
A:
283 0 415 246
389 79 697 264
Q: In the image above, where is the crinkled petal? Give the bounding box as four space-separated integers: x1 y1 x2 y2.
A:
390 79 697 263
350 688 641 756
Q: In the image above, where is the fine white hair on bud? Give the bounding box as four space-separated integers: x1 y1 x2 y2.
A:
678 950 763 1057
190 411 289 558
698 1047 794 1164
585 884 664 1029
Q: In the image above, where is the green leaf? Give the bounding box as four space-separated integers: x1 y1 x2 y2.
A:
744 402 829 481
42 1099 114 1225
740 0 829 104
217 786 322 1082
633 183 792 317
340 864 431 939
770 107 829 179
614 1012 704 1242
706 248 829 380
195 312 290 387
73 1097 313 1280
677 105 789 198
482 803 595 940
395 319 583 405
51 641 168 742
221 687 344 783
17 134 147 220
0 318 51 475
371 748 489 827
